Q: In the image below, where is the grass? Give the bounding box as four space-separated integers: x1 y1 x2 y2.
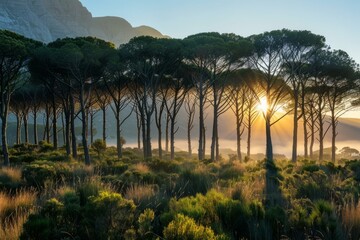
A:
0 189 37 240
1 146 360 239
341 201 360 239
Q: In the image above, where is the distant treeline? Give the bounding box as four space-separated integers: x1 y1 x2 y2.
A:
0 29 359 166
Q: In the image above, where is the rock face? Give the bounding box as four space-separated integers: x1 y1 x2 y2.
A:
0 0 166 45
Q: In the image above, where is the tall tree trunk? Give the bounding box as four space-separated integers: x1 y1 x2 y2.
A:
247 113 251 159
265 115 273 162
146 113 152 158
52 96 58 149
136 111 141 150
203 125 206 158
303 111 308 159
187 105 195 159
70 95 77 159
157 123 162 159
291 95 299 163
331 111 337 163
318 101 324 162
45 104 50 142
90 111 94 145
33 111 38 145
16 114 21 144
23 113 29 144
64 111 71 156
140 108 147 158
1 93 10 166
211 91 217 161
198 92 204 160
116 114 122 159
102 107 106 144
310 112 315 160
170 117 175 160
236 111 242 161
187 115 193 159
61 112 65 146
2 116 9 166
165 113 170 153
80 88 90 165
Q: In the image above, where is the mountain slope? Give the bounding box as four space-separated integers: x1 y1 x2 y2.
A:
0 0 167 45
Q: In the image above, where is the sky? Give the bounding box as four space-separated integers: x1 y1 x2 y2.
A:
79 0 360 118
79 0 360 64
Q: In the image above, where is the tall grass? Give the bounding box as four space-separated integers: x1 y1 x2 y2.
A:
0 189 37 240
341 201 360 239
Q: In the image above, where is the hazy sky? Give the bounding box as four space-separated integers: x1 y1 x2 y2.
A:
79 0 360 64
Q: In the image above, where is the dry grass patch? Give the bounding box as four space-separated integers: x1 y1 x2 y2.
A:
125 183 156 205
341 201 360 239
0 189 37 240
131 163 150 174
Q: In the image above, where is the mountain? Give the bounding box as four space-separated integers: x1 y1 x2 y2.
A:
0 0 167 45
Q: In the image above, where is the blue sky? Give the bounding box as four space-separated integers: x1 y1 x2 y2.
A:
79 0 360 64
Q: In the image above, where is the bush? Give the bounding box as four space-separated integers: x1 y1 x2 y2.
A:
22 161 58 188
163 214 217 240
39 141 54 152
137 209 155 239
85 191 136 239
174 169 213 197
92 139 106 156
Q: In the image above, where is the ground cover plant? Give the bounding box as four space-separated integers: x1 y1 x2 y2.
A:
0 144 359 239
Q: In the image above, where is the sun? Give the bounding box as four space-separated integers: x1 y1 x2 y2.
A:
257 97 268 113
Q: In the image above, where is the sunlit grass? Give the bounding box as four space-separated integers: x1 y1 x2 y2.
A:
341 201 360 238
0 189 37 240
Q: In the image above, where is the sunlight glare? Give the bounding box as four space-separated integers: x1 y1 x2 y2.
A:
257 97 268 113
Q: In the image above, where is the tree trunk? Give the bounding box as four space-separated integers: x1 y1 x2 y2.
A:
211 90 217 161
291 96 299 163
165 113 170 153
198 92 204 160
265 115 273 162
64 110 71 156
170 118 175 160
33 111 38 145
303 111 308 159
187 114 192 159
116 114 122 159
24 113 29 144
318 101 324 162
45 104 50 142
157 123 162 159
70 95 77 159
52 96 58 149
140 107 147 158
2 116 9 166
146 113 152 158
80 88 90 165
247 113 251 159
61 112 65 146
136 112 141 150
331 112 336 163
90 112 94 145
102 107 106 144
16 114 21 144
235 101 241 161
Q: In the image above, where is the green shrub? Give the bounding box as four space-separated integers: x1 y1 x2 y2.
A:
22 161 58 187
163 214 217 240
138 209 155 239
84 191 136 239
92 139 106 156
174 169 213 197
39 141 54 152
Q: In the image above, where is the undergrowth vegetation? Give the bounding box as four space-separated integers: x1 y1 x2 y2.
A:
1 144 360 239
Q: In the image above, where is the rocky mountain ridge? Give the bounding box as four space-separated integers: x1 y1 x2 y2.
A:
0 0 166 45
